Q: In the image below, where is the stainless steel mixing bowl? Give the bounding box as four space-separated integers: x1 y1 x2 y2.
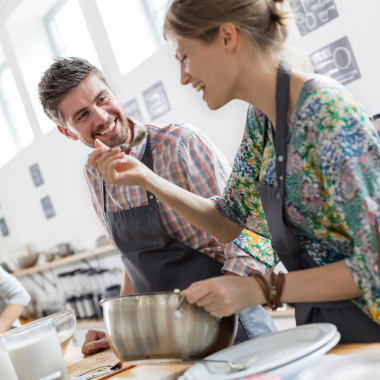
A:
100 292 237 365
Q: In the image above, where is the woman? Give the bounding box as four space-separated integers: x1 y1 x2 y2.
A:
0 267 31 333
89 0 380 343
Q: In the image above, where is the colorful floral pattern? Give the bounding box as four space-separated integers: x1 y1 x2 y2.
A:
212 77 380 322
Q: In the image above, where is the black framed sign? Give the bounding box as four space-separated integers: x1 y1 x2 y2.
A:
143 81 171 120
0 218 9 237
30 163 44 187
41 196 55 219
123 99 143 123
290 0 339 36
310 36 361 85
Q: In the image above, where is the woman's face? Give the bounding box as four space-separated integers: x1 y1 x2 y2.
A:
166 30 239 110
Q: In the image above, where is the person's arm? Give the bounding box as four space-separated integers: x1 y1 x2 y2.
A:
88 139 243 242
176 128 274 275
120 269 135 296
183 260 361 317
0 304 25 334
0 268 31 333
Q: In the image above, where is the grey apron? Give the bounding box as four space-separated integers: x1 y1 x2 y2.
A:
254 61 380 343
100 134 277 344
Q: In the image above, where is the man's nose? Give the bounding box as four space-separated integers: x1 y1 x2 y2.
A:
92 106 108 125
180 66 191 86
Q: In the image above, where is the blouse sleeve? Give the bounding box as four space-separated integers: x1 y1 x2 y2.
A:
211 105 272 240
315 87 380 321
0 267 31 307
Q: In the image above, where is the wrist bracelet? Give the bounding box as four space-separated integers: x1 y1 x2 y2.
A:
250 271 285 311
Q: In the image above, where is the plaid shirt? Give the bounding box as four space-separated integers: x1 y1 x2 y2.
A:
84 118 273 276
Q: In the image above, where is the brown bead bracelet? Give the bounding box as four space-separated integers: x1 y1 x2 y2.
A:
250 271 285 311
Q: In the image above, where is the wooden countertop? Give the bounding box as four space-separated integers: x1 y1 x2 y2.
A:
65 344 380 379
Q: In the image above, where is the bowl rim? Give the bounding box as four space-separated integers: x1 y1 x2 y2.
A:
99 291 181 307
0 310 75 339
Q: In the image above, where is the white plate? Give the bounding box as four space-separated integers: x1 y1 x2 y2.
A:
269 331 341 380
182 323 338 380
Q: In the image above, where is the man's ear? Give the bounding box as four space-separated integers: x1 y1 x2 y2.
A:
57 125 79 141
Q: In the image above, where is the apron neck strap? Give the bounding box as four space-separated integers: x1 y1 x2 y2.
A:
142 133 156 204
275 61 291 189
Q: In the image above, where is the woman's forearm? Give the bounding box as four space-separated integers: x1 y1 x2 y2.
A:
184 260 362 317
144 170 244 242
280 260 362 303
0 304 24 334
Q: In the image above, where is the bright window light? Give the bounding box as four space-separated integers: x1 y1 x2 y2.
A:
0 66 34 164
95 0 167 76
45 0 101 69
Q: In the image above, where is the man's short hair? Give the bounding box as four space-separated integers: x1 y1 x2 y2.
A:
38 57 110 127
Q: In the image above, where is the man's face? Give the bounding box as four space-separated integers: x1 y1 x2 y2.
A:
59 74 128 148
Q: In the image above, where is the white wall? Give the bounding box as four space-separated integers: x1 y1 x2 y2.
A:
0 0 379 257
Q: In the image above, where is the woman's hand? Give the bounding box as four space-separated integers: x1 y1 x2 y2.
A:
182 276 265 317
88 139 150 187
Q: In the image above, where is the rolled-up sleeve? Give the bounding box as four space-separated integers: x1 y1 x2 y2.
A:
0 268 31 307
210 105 272 240
316 88 380 321
179 125 275 274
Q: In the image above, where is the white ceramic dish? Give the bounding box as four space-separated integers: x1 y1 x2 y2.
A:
268 331 341 380
182 323 338 380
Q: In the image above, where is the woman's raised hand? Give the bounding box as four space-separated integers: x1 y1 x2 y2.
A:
182 275 265 318
87 139 150 187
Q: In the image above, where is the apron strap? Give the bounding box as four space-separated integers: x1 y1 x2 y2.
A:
142 133 157 205
275 61 291 190
100 176 106 212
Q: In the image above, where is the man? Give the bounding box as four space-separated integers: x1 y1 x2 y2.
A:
38 57 277 353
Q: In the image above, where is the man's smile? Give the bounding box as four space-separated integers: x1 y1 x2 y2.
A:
96 118 117 137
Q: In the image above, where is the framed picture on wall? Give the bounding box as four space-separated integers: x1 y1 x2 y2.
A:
123 99 143 122
310 36 361 85
30 163 44 187
41 196 55 219
0 218 9 237
143 81 171 120
290 0 339 36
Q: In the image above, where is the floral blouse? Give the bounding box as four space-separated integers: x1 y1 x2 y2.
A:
212 77 380 323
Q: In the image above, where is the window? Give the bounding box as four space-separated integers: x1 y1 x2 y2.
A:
95 0 167 76
147 0 169 30
0 65 34 166
45 0 101 69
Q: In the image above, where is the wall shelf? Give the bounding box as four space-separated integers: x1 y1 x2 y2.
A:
12 244 117 278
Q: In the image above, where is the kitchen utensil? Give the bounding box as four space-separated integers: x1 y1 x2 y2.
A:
11 253 39 269
182 323 340 380
88 125 148 157
2 318 70 380
77 361 123 376
100 292 237 364
45 251 56 262
54 243 75 258
105 125 147 152
183 356 259 373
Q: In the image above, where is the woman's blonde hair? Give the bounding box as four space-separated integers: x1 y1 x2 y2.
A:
164 0 313 72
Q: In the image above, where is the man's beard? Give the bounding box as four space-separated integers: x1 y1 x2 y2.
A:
80 112 129 149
